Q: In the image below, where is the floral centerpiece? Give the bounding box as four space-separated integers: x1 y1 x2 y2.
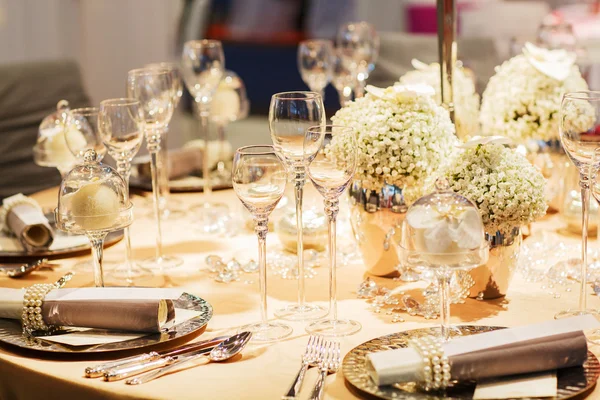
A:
480 43 588 142
398 59 480 139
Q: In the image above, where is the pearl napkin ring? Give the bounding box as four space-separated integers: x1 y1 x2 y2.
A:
409 335 451 391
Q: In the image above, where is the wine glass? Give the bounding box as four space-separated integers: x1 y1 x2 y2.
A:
232 145 293 342
55 150 133 287
332 49 355 107
557 91 600 319
269 91 326 321
65 107 107 162
98 98 149 284
397 179 488 342
304 125 361 336
181 39 228 233
145 62 186 220
297 40 334 100
336 21 379 98
127 67 183 270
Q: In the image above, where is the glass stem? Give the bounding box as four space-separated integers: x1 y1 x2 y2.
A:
217 123 227 175
147 128 164 261
355 74 366 98
338 87 353 107
438 268 452 342
294 167 306 308
116 159 134 280
197 101 212 200
255 216 269 324
89 233 107 287
324 198 339 320
580 172 590 312
157 127 170 212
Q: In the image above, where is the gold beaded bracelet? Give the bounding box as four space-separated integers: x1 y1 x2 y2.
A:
409 335 451 391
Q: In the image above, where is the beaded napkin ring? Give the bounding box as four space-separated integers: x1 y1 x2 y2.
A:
409 335 451 391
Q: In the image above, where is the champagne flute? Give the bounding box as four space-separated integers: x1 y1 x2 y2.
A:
297 40 334 100
269 91 326 321
98 98 150 284
304 125 361 336
145 62 185 219
232 145 293 342
557 91 600 318
336 21 379 98
332 49 355 107
181 40 228 233
127 68 183 270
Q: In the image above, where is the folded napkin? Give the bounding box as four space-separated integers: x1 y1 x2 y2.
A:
367 315 599 386
0 287 183 333
0 194 54 252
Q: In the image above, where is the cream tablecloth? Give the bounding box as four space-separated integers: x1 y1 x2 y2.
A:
0 187 599 400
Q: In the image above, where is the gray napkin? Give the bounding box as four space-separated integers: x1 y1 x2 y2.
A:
6 203 54 252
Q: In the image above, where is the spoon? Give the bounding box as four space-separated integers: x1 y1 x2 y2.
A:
0 258 50 278
126 331 252 385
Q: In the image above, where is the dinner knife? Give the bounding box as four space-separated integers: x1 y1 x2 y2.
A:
85 335 228 378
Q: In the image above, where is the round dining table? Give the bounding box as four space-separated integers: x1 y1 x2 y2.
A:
0 186 599 400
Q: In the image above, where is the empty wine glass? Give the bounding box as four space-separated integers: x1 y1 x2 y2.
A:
181 39 228 233
269 91 326 321
55 150 133 287
65 108 107 162
297 39 334 100
397 179 489 342
336 21 379 98
557 91 600 319
304 125 361 336
145 62 186 220
127 67 183 270
98 98 149 284
332 49 355 107
232 145 293 342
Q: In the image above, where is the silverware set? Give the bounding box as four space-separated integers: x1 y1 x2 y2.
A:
85 332 251 385
0 258 52 278
283 335 341 400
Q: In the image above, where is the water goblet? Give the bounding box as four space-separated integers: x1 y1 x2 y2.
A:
181 39 229 233
232 145 293 342
127 67 183 270
332 49 355 107
336 21 379 98
98 98 150 284
304 125 361 336
269 91 326 321
397 179 489 342
297 40 334 100
556 91 600 319
55 150 133 287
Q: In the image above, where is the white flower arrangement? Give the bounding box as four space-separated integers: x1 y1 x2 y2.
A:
330 84 458 192
480 43 589 142
444 142 547 234
398 59 480 139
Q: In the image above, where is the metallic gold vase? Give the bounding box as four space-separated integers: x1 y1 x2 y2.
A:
469 227 522 299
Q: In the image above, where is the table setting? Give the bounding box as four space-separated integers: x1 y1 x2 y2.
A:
4 4 600 399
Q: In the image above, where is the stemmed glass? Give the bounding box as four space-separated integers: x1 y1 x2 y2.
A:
332 49 355 107
232 145 293 342
557 91 600 318
297 40 334 100
336 21 379 98
304 125 361 336
55 150 133 287
181 39 228 233
98 98 149 283
127 68 183 270
269 91 326 320
145 62 185 219
65 108 107 162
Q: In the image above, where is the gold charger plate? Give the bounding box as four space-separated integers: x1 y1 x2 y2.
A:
342 325 600 400
0 292 212 354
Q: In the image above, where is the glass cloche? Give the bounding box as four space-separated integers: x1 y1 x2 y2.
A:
211 70 250 124
55 150 133 287
397 178 488 341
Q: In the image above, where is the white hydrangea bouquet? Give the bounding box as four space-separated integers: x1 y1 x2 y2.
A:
480 43 588 142
399 59 480 139
445 137 547 234
330 84 458 193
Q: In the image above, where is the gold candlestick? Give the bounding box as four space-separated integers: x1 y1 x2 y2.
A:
437 0 457 124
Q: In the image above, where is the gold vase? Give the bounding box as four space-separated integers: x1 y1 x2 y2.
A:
469 227 522 299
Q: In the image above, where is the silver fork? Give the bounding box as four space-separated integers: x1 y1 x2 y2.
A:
282 335 323 399
310 341 340 400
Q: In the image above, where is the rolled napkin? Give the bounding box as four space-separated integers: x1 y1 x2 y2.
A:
367 315 599 386
0 287 182 333
0 194 54 252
